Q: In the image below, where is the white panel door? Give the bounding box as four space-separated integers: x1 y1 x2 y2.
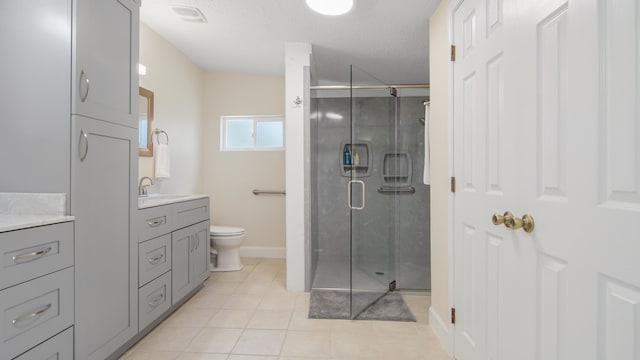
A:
453 0 640 359
453 0 527 358
520 0 640 359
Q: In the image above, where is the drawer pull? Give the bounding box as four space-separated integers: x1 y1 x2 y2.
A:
148 293 164 308
147 218 165 228
147 254 164 265
12 303 52 326
12 247 52 263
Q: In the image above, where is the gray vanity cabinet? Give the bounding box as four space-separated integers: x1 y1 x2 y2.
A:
71 115 138 360
137 197 209 333
73 0 140 127
171 220 210 305
0 223 74 360
0 0 71 194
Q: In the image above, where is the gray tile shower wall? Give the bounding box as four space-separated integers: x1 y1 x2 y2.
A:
311 96 431 291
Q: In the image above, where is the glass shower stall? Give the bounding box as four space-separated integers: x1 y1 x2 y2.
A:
308 65 431 319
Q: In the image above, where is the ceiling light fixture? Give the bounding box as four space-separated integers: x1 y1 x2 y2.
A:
305 0 354 16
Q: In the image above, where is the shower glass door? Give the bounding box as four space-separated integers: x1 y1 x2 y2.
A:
349 65 397 318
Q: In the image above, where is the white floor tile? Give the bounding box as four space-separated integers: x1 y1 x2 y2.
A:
247 310 293 330
280 331 332 358
186 328 243 353
231 329 286 356
120 258 451 360
208 309 255 329
177 353 229 360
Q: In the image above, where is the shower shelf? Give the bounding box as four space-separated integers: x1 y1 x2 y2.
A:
381 152 412 187
340 141 371 177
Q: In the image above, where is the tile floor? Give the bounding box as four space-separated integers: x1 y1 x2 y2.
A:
121 258 452 360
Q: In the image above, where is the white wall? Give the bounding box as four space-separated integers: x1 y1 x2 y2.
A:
202 71 286 255
428 0 453 354
138 23 205 194
285 43 312 292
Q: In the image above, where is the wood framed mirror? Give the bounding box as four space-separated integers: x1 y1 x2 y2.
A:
138 87 154 157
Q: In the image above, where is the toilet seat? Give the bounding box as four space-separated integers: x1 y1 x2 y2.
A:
211 225 245 237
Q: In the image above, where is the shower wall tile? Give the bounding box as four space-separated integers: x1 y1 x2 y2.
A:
312 96 431 290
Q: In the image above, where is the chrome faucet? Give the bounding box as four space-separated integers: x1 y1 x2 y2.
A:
138 176 154 196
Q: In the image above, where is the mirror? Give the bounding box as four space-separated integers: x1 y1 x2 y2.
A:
138 87 154 157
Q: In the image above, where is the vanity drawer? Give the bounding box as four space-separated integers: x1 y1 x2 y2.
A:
139 234 172 287
138 205 172 242
139 271 171 331
0 222 73 290
173 198 209 231
0 267 73 359
13 326 73 360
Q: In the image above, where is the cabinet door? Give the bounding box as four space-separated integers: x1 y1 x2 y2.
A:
73 0 139 127
0 0 71 194
71 115 138 360
172 221 210 305
171 226 193 305
191 221 210 285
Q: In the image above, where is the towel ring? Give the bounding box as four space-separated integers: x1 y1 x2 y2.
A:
153 129 169 145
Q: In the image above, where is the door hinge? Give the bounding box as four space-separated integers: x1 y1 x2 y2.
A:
451 45 456 61
451 307 456 324
451 176 456 193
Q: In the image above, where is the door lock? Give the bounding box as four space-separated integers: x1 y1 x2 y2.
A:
506 214 535 233
492 212 535 233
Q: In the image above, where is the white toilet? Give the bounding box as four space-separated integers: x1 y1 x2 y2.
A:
210 225 245 271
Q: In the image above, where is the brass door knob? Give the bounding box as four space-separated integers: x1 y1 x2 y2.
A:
505 214 535 233
492 212 513 226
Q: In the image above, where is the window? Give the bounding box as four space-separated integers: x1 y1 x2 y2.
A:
220 115 284 151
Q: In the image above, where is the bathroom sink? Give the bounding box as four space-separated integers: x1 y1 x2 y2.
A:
139 193 186 199
138 193 209 209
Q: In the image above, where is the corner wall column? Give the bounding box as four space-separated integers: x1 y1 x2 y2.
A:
284 42 312 292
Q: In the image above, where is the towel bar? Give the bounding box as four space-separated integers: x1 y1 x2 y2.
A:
153 129 169 145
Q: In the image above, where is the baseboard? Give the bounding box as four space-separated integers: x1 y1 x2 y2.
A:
240 246 286 259
429 306 454 356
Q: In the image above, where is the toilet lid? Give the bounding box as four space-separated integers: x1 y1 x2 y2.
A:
211 225 245 236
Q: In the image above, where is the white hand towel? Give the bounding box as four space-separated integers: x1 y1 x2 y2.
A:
423 103 431 185
155 143 171 179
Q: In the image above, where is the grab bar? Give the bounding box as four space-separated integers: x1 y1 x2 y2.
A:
252 189 286 196
377 187 415 194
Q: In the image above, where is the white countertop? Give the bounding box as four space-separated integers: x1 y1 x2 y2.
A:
0 214 75 233
138 194 209 209
0 193 73 233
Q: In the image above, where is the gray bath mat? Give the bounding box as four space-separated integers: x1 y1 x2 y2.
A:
309 289 416 322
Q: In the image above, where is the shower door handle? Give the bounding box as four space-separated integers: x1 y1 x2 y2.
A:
347 180 366 210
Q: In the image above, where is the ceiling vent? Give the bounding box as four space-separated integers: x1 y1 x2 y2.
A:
170 5 207 23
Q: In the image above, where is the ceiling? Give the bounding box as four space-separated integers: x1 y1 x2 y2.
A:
140 0 440 85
